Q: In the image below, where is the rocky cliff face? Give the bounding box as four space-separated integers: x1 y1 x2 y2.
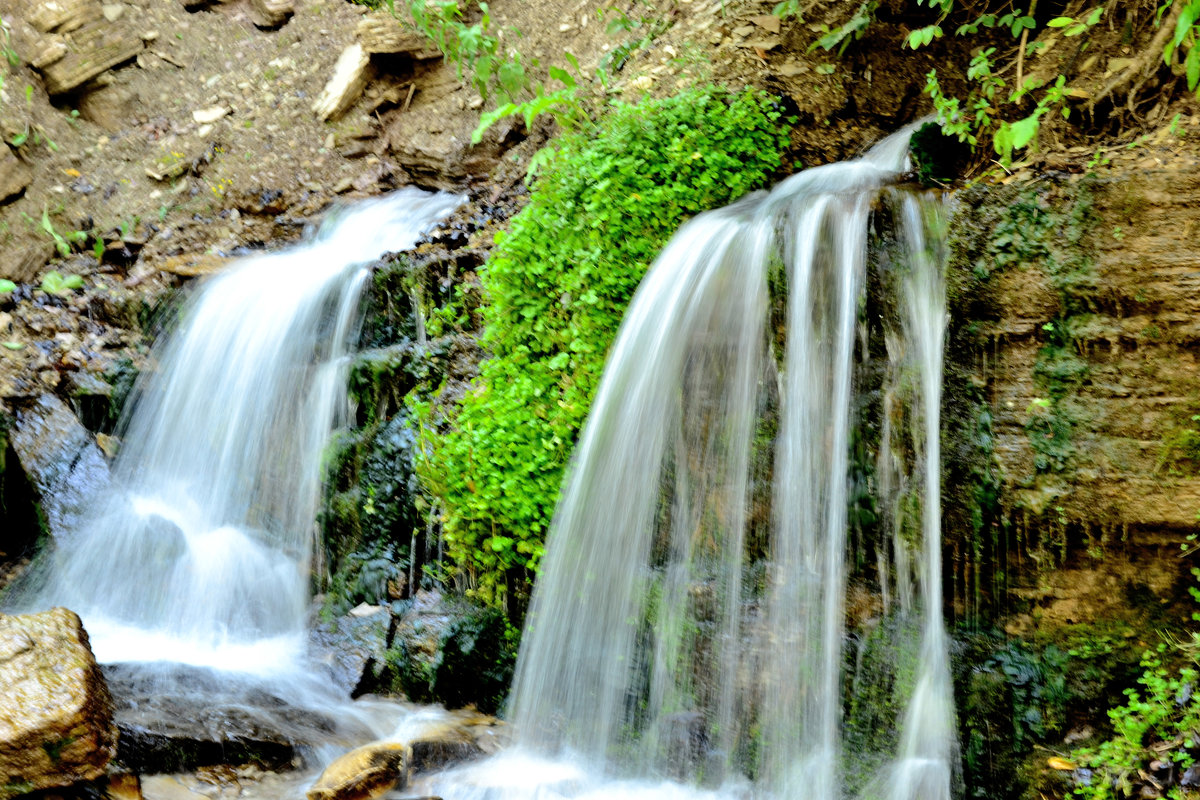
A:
940 141 1200 798
946 142 1200 628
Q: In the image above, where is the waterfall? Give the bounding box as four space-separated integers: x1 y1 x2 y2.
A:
9 188 463 675
430 127 955 799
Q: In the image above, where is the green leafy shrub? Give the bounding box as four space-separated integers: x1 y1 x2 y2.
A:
1068 554 1200 799
416 86 791 608
1071 645 1200 799
372 0 527 105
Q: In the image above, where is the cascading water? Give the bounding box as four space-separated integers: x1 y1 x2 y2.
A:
883 191 955 800
9 188 462 677
430 127 956 799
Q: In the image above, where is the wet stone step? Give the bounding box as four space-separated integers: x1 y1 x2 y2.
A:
103 663 359 773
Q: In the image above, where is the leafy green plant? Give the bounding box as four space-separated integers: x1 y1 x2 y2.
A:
36 208 87 257
810 1 877 54
472 53 590 148
1071 645 1200 799
923 45 1079 166
0 15 17 69
1166 0 1200 96
416 87 791 608
892 2 1115 167
772 0 802 20
39 271 83 296
389 0 527 104
599 8 673 75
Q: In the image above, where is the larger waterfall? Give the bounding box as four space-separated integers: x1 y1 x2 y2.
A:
10 188 463 674
433 127 955 799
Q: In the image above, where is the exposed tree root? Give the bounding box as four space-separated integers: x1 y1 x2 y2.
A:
1087 1 1182 115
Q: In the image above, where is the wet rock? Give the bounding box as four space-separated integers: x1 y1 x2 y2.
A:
387 591 515 716
104 772 142 800
9 394 110 539
307 741 410 800
0 607 118 798
104 663 350 773
0 148 32 204
406 718 487 774
660 711 708 778
309 604 391 697
140 775 207 800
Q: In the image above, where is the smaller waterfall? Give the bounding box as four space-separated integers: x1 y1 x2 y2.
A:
10 188 463 675
881 191 956 800
431 126 956 800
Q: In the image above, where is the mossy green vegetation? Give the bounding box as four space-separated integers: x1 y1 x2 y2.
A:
955 622 1147 800
416 86 791 608
843 614 922 795
945 176 1099 586
1070 639 1200 798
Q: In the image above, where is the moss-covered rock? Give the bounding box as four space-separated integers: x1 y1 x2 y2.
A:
382 591 516 716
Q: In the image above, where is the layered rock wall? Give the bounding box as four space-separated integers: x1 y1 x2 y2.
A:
948 147 1200 630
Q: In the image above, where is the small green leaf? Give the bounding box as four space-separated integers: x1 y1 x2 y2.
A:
2 341 24 351
548 65 575 88
1009 115 1040 149
0 279 14 295
1047 16 1074 28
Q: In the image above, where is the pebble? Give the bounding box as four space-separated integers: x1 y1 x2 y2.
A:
193 106 229 124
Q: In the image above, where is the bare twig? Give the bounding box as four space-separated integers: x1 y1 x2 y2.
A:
1016 0 1038 93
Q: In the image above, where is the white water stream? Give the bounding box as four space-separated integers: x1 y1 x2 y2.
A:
8 127 955 800
11 188 462 677
428 127 956 799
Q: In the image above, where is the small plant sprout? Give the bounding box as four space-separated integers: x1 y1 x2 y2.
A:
40 271 84 296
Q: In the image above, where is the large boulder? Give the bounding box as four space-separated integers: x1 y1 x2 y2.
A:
0 607 117 798
306 741 411 800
